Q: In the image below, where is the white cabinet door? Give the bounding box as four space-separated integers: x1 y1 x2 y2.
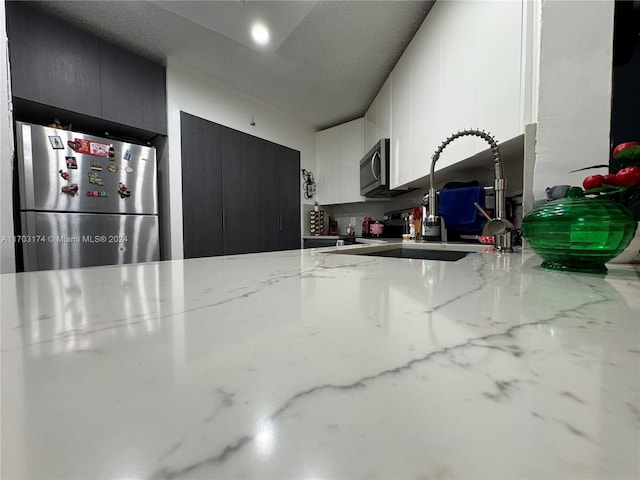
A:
365 76 392 152
316 118 364 205
410 9 443 181
432 0 478 170
473 0 523 144
316 129 341 205
390 49 412 189
365 96 377 153
339 118 365 203
377 77 392 143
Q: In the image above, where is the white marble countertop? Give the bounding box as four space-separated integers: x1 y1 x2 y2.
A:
2 246 639 479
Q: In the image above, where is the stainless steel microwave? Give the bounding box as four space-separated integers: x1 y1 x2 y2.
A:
360 139 411 198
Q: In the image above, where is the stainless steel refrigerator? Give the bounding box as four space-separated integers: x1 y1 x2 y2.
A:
16 121 160 271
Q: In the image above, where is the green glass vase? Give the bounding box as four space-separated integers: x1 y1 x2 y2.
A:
522 187 637 273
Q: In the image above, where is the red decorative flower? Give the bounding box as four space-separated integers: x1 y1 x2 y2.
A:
574 141 640 221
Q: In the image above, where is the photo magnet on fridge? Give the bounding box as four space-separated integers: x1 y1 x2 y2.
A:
65 156 78 169
68 138 112 158
48 136 64 149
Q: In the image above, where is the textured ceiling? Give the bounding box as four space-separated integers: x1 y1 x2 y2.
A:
31 1 434 131
151 1 319 54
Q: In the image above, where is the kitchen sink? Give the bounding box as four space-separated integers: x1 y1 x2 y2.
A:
326 242 485 262
354 248 472 261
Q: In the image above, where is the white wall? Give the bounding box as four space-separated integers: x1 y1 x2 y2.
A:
533 0 614 201
162 58 317 260
0 1 15 273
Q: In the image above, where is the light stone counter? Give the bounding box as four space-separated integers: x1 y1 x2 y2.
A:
1 248 639 479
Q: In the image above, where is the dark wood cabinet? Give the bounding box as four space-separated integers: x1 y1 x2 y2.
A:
181 113 223 258
277 145 303 250
6 2 102 118
254 136 281 253
220 126 261 255
238 133 286 253
100 42 167 135
6 2 167 136
254 136 301 251
181 113 300 258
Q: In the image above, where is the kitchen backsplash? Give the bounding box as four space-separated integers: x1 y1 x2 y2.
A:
307 189 427 236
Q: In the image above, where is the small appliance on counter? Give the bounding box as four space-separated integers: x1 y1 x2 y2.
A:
362 216 373 236
382 210 409 238
359 209 409 239
370 221 385 237
328 216 339 236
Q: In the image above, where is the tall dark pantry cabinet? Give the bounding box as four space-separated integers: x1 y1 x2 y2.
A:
181 112 301 258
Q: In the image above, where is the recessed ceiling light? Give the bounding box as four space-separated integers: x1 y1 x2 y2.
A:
251 23 270 46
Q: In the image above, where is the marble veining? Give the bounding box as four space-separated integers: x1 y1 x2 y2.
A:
1 247 639 479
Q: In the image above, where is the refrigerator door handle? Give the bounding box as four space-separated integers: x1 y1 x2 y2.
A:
222 211 225 232
17 124 36 209
279 215 283 232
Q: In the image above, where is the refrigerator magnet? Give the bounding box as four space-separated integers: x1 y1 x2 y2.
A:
65 156 78 169
117 183 131 199
49 136 64 149
123 149 132 161
61 184 78 196
69 139 112 158
90 159 102 171
109 145 115 159
89 141 111 158
88 171 104 186
86 190 108 197
58 170 71 181
125 166 133 173
107 163 118 173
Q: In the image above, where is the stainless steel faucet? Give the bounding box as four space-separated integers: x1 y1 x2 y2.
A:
425 129 513 252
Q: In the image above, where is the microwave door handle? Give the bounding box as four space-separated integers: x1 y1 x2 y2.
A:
371 151 380 180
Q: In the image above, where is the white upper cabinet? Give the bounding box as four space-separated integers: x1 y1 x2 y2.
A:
472 1 523 144
315 128 341 205
390 47 412 189
365 76 391 151
389 0 524 188
316 118 365 205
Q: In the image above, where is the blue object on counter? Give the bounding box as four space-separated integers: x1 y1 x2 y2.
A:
438 186 486 232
